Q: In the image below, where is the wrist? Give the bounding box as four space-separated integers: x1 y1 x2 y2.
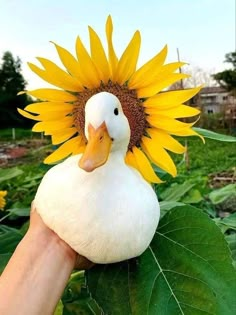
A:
0 209 77 315
27 214 77 265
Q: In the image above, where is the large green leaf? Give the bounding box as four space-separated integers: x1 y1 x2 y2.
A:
87 206 236 315
160 201 185 212
193 127 236 142
0 167 24 183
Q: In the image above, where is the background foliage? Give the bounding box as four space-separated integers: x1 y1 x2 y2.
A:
0 51 33 128
0 130 236 314
213 52 236 95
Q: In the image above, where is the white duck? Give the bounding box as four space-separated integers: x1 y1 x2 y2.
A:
34 92 160 264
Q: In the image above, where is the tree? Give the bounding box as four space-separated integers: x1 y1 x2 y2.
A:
213 52 236 94
0 51 32 128
169 66 217 91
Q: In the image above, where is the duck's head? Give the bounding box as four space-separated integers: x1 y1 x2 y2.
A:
79 92 130 172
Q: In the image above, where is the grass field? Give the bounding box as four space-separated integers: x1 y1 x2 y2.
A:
0 128 43 140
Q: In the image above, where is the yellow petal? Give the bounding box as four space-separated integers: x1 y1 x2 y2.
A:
26 89 78 102
141 137 177 177
73 143 86 155
106 15 118 79
34 57 83 91
28 63 59 88
76 36 100 88
44 136 83 164
144 86 202 108
169 127 205 142
20 106 72 121
51 127 77 145
17 108 40 121
147 114 195 132
32 117 73 132
144 104 177 116
38 111 71 121
137 73 189 98
159 105 200 118
128 45 167 89
28 60 82 92
25 102 73 114
114 31 141 85
132 146 163 183
88 26 110 83
0 191 7 197
125 150 139 170
147 128 186 154
160 62 186 74
51 42 84 80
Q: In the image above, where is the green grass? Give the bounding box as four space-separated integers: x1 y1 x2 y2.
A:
0 128 43 140
155 138 236 201
180 138 236 174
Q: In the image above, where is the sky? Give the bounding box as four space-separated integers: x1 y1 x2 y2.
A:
0 0 235 90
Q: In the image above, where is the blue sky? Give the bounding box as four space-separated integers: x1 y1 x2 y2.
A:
0 0 235 89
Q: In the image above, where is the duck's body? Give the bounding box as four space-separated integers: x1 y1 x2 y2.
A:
34 92 160 264
35 151 159 263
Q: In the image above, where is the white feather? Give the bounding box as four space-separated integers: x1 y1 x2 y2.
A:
34 92 160 263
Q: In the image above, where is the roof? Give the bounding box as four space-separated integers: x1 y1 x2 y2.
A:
200 86 227 94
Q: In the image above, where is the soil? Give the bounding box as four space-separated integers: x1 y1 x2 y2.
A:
208 169 236 188
0 140 48 167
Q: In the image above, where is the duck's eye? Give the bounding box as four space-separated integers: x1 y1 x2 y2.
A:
114 108 119 115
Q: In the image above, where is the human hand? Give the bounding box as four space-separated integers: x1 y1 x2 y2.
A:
30 204 94 270
0 204 94 315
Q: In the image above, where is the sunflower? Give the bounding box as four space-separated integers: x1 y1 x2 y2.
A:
0 191 7 210
18 16 202 183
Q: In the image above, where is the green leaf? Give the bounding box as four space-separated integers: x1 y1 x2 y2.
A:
160 201 185 218
0 167 24 183
0 225 23 254
209 184 236 204
62 271 101 315
160 181 195 202
181 189 203 204
87 206 236 315
214 213 236 233
193 127 236 142
225 234 236 268
54 300 63 315
222 213 236 230
0 225 23 273
0 253 12 274
7 207 30 217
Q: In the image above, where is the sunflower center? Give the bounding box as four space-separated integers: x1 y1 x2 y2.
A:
73 82 147 150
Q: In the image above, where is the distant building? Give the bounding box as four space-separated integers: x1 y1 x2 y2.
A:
190 86 236 131
197 86 235 115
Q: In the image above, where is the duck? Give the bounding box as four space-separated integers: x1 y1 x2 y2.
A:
34 91 160 264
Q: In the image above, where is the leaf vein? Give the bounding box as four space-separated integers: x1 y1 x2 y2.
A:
149 246 185 315
157 232 218 274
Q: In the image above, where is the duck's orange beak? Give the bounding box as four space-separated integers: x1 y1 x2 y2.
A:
79 122 112 172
